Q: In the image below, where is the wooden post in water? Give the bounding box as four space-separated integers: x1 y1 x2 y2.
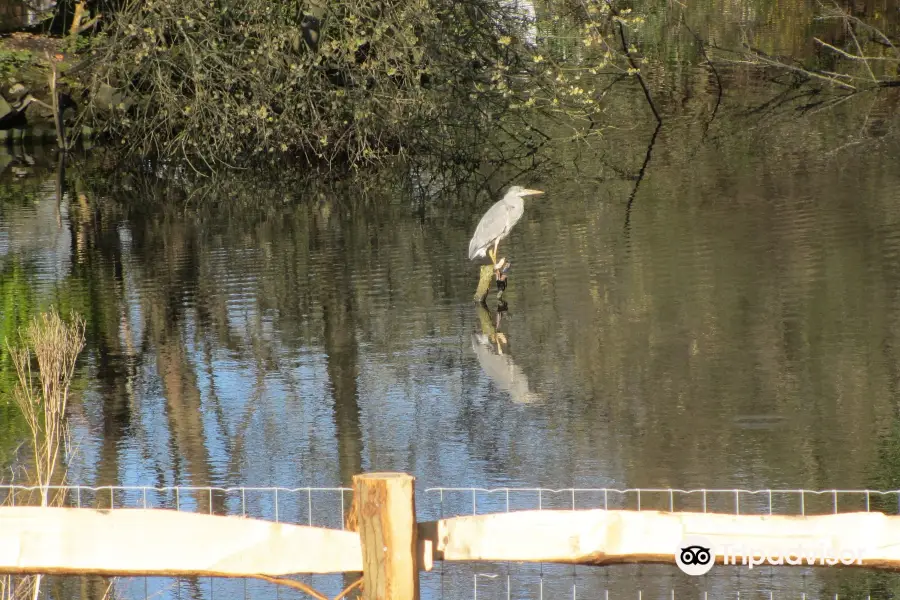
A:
353 472 419 600
474 264 495 302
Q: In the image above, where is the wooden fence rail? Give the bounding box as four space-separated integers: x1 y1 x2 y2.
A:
2 472 900 600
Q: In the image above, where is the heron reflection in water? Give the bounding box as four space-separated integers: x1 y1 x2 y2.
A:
468 185 544 296
471 300 541 404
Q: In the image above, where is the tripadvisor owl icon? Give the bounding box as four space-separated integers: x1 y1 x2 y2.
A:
676 535 716 576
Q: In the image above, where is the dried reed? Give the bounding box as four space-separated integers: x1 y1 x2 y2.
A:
3 309 86 600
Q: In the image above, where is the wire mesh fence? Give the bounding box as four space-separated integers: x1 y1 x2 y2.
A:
3 484 900 600
2 484 352 531
418 487 900 519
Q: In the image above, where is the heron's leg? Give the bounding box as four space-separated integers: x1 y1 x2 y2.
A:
492 239 500 265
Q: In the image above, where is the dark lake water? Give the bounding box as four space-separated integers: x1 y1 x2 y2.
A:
3 47 900 600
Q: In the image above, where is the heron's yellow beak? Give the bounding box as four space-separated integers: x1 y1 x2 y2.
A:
522 189 544 196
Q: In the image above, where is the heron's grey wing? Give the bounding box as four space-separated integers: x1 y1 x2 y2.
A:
468 228 484 260
505 197 525 230
468 200 510 259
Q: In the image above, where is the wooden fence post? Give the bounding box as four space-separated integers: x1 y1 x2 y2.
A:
353 472 419 600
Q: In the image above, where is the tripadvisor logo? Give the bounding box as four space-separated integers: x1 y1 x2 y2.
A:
675 535 866 575
676 536 716 576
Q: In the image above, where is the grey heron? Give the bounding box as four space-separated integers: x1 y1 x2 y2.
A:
467 185 544 267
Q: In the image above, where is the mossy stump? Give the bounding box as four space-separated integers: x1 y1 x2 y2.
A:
474 264 495 303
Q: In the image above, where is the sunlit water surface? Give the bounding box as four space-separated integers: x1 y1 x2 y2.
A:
3 78 900 600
